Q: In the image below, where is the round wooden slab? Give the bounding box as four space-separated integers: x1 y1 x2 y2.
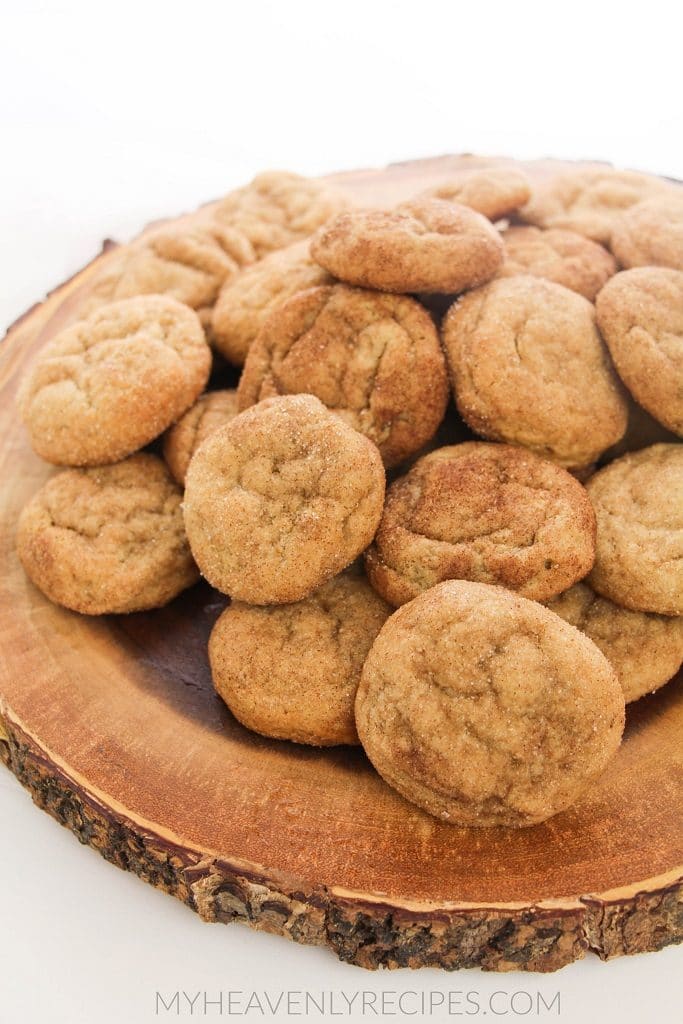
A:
0 156 681 973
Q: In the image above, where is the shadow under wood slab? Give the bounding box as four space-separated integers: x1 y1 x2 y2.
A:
0 155 681 972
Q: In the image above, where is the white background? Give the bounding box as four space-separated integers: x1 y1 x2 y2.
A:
1 2 681 1021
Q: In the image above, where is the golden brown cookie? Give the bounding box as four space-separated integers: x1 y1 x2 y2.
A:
610 197 683 270
19 296 211 467
211 241 333 365
587 444 683 615
213 171 350 258
442 276 628 468
547 582 683 703
16 454 198 614
519 167 674 244
162 389 240 486
183 394 385 604
237 284 449 468
596 268 683 436
420 166 531 221
499 225 616 300
310 199 504 294
365 442 596 606
83 221 255 322
208 571 391 746
355 580 624 827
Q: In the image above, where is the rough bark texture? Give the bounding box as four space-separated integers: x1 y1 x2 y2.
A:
2 717 680 973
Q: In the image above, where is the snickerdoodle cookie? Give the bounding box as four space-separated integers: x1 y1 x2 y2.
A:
20 296 211 467
310 199 504 294
209 571 391 746
183 394 385 604
420 167 531 221
355 580 624 827
596 268 683 436
610 197 683 271
587 444 683 615
365 442 596 606
499 226 616 300
213 171 350 258
519 167 673 244
237 284 449 467
83 221 255 324
163 389 240 486
547 582 683 703
17 454 198 614
442 276 628 468
211 241 332 365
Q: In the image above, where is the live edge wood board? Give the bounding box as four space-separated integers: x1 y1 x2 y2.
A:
0 155 681 973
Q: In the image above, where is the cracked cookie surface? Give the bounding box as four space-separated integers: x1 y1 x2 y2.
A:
355 580 625 827
442 275 628 468
82 221 255 324
19 296 211 466
420 167 531 221
610 197 683 271
310 199 504 294
211 241 332 365
16 454 198 614
213 171 350 258
209 570 391 746
596 267 683 437
237 284 449 467
183 394 385 604
365 442 596 606
547 581 683 703
499 226 616 300
519 167 674 244
163 389 240 486
587 444 683 615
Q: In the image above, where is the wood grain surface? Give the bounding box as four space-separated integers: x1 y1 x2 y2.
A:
0 155 681 972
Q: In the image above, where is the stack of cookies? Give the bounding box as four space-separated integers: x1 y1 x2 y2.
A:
16 162 683 829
